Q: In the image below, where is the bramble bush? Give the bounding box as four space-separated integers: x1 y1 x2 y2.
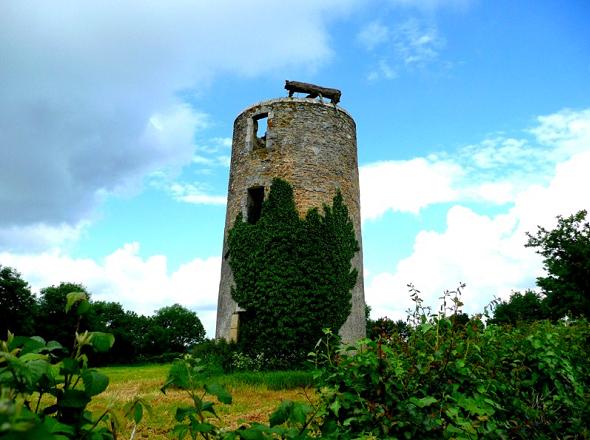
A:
0 292 148 439
313 285 590 439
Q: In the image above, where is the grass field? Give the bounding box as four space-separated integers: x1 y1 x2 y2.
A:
93 364 317 439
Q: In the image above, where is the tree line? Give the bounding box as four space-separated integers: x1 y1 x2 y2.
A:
0 274 205 364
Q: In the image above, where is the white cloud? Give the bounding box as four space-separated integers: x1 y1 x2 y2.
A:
0 243 222 337
393 19 444 66
360 158 461 220
364 109 590 322
357 21 390 50
0 0 358 247
169 183 227 206
367 59 398 81
361 108 590 221
530 108 590 157
0 222 88 253
361 17 446 81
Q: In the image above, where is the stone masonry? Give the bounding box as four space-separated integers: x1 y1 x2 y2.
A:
215 96 366 344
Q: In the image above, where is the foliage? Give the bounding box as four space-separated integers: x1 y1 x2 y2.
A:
191 339 238 374
161 354 233 439
0 291 149 439
0 267 207 365
152 304 206 353
227 178 359 368
313 286 590 439
490 290 549 325
366 316 411 341
35 282 93 350
87 301 143 365
526 209 590 319
0 265 37 337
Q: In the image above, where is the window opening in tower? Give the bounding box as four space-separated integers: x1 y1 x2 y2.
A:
246 186 265 224
252 113 268 149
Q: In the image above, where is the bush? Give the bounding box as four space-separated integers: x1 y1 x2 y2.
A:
314 287 590 439
190 339 238 374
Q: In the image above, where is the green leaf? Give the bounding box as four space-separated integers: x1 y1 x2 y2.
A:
45 340 65 352
269 400 291 427
236 426 268 440
175 406 197 422
88 332 115 352
330 398 341 416
60 358 80 375
172 424 189 439
204 383 232 404
58 389 91 409
82 369 109 396
191 422 214 433
65 291 88 313
77 300 91 315
410 396 438 408
133 402 144 424
20 337 46 355
290 402 310 425
42 417 76 436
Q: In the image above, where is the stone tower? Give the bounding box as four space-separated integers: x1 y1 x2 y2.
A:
215 84 365 344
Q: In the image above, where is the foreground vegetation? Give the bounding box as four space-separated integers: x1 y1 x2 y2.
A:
2 287 589 438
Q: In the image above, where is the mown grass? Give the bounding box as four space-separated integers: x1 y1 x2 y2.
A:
93 364 316 439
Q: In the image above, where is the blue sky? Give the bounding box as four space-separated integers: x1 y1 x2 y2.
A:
1 0 589 336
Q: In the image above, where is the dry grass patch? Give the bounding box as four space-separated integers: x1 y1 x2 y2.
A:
91 364 316 439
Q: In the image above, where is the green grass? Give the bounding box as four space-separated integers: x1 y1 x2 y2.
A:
99 363 314 390
207 369 315 390
99 363 170 382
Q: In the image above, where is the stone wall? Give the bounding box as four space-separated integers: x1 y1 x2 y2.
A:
215 97 366 344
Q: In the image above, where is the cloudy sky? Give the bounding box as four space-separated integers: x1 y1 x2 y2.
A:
1 0 589 336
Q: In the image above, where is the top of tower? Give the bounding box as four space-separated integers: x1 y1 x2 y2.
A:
285 80 341 104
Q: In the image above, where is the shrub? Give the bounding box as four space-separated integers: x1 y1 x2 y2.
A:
191 339 238 374
0 292 148 439
315 287 590 439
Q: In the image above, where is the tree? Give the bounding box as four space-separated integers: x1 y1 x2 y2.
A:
228 178 359 367
87 301 143 364
36 282 91 349
490 290 548 325
526 210 590 319
151 304 206 353
0 265 37 336
367 317 411 341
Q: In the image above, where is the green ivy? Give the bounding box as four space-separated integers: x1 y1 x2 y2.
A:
227 178 359 368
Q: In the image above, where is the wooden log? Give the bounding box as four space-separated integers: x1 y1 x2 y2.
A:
285 80 341 104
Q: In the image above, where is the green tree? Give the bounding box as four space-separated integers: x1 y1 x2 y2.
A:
490 290 548 325
367 316 412 341
0 265 37 336
35 282 91 349
87 301 142 364
228 178 359 367
151 304 206 353
526 210 590 319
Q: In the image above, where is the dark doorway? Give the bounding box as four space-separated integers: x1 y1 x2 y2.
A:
247 186 264 224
